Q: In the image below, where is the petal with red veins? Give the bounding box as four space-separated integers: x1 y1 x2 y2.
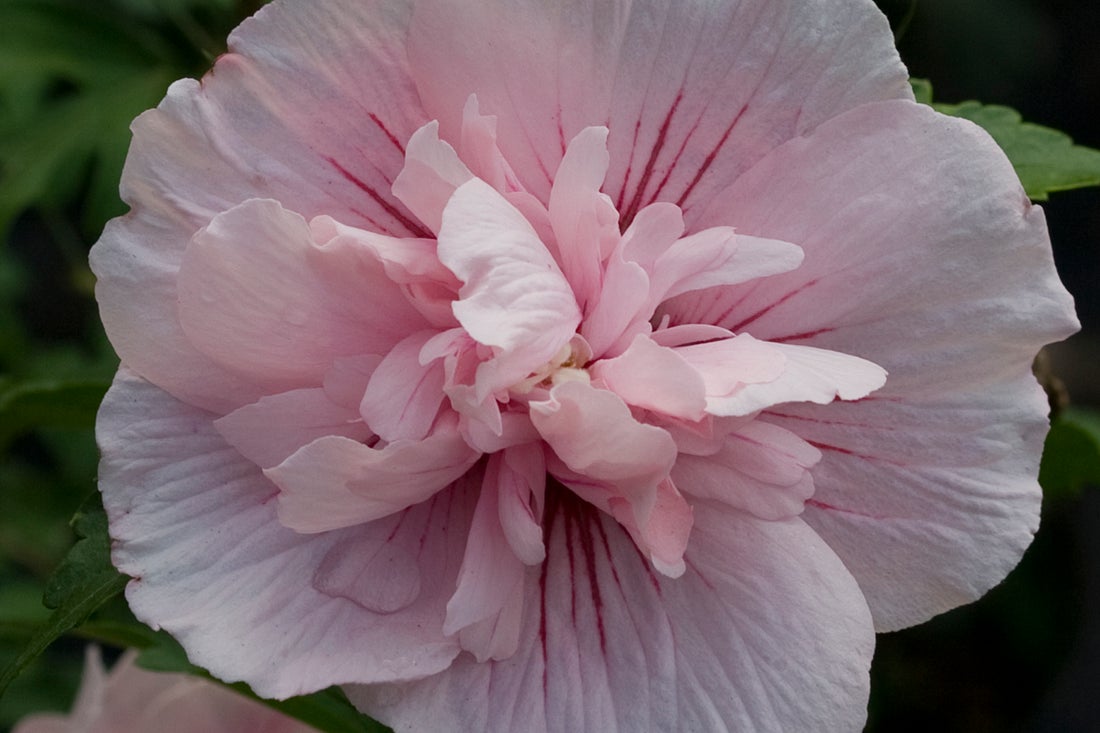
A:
529 380 677 501
666 101 1077 629
360 330 447 442
92 0 430 411
438 178 581 395
673 420 820 520
214 388 371 469
681 102 1077 388
267 426 479 533
349 495 873 732
769 377 1055 631
177 199 425 391
590 334 706 421
97 369 466 699
408 0 909 215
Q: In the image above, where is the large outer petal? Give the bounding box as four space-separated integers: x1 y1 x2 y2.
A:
408 0 910 214
97 370 467 698
669 101 1079 629
91 0 428 412
349 494 874 732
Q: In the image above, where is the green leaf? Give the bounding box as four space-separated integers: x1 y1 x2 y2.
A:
0 495 128 696
0 67 175 233
262 687 391 733
1039 407 1100 500
909 77 933 105
0 378 109 444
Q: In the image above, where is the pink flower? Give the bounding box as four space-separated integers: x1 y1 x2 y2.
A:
91 0 1078 730
12 647 318 733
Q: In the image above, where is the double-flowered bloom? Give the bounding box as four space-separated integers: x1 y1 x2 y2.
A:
91 0 1079 730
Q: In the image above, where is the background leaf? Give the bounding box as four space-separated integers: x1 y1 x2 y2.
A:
910 77 1100 200
1040 407 1100 499
0 378 110 446
0 495 127 697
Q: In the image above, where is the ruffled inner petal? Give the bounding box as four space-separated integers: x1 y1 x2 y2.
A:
214 388 372 469
438 178 582 398
267 425 479 532
590 334 706 421
360 330 447 442
444 459 530 661
177 199 426 391
673 420 820 520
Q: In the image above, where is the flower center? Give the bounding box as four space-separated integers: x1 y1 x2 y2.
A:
510 336 593 395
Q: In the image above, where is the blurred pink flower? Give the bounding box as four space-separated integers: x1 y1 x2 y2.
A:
13 647 317 733
91 0 1077 730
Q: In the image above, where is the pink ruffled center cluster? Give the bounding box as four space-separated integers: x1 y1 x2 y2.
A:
178 97 886 662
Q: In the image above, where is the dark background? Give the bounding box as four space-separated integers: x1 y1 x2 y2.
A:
0 0 1097 730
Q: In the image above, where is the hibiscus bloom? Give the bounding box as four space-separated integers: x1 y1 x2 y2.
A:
12 647 318 733
91 0 1078 730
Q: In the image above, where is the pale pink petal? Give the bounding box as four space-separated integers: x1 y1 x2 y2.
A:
529 380 677 500
11 715 68 733
360 331 447 442
671 332 785 407
619 202 685 271
310 217 460 329
268 427 480 533
444 460 529 661
673 420 820 520
408 0 909 215
438 179 581 395
177 199 425 391
460 410 541 455
701 341 887 417
214 388 371 468
547 126 620 311
92 0 430 411
458 95 523 192
322 354 384 410
670 334 886 417
609 477 693 578
590 334 706 421
495 444 547 565
578 250 650 360
30 648 322 733
392 121 474 234
350 496 873 732
669 101 1077 628
579 203 680 358
97 370 467 699
648 322 736 348
651 231 804 302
